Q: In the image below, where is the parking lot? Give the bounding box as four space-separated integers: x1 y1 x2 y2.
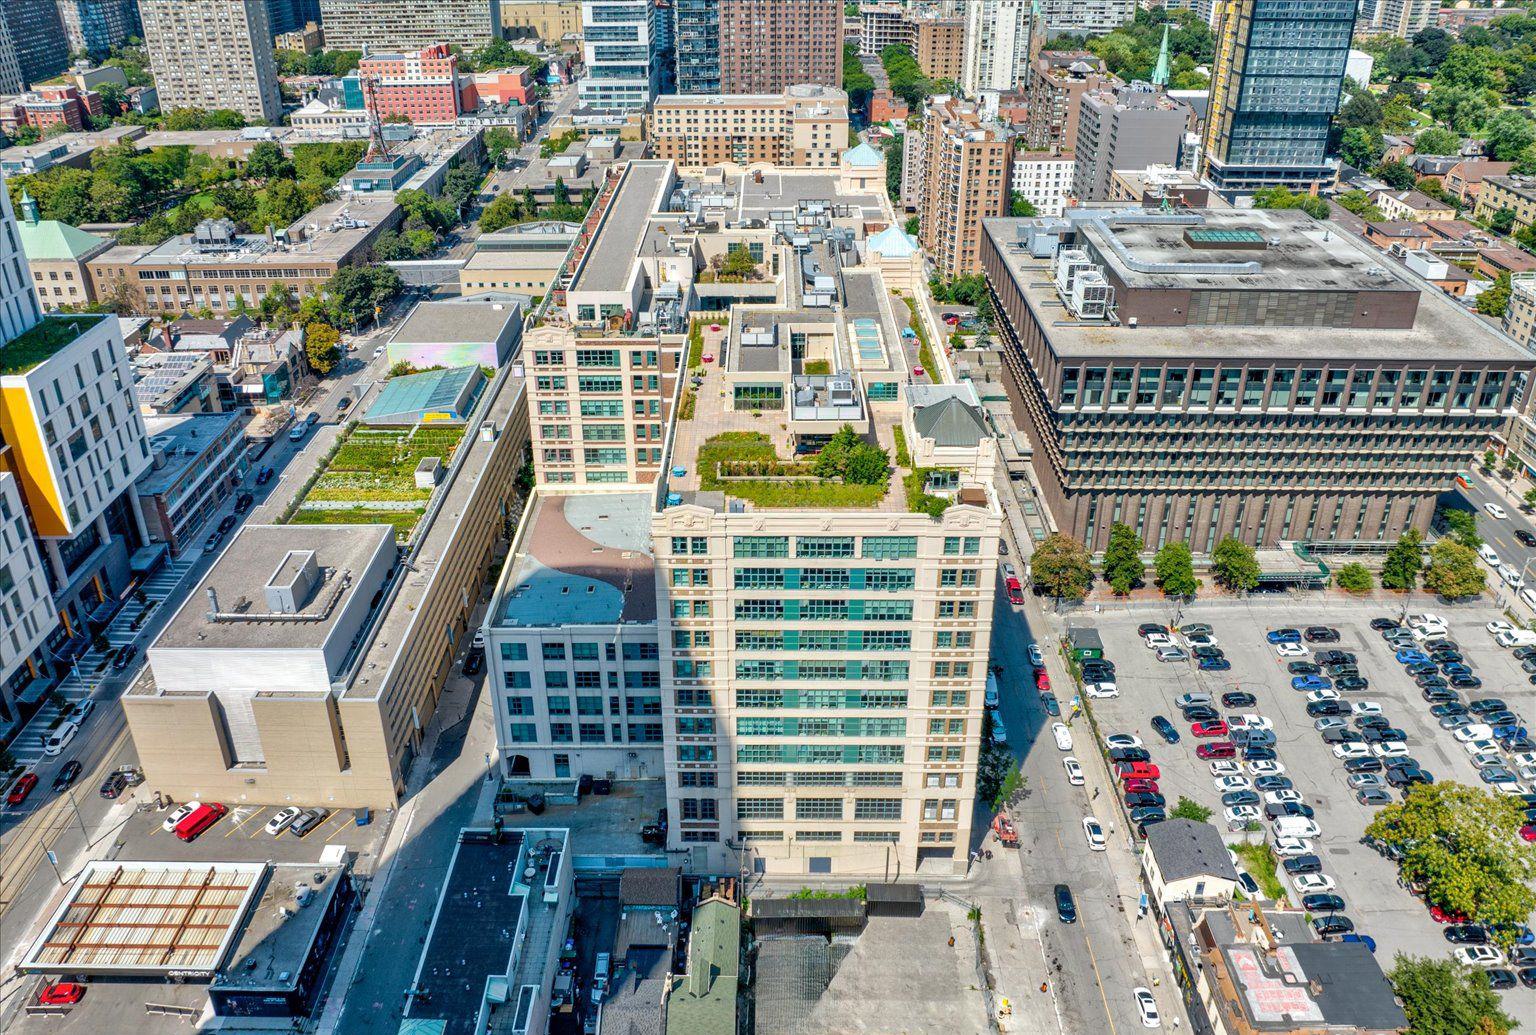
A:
1083 600 1536 1005
107 801 388 865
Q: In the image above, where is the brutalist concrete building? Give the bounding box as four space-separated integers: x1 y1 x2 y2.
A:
982 207 1534 554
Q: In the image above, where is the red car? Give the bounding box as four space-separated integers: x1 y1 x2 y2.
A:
1115 761 1160 781
1005 577 1024 605
6 772 38 807
1191 720 1229 738
1429 905 1468 925
1195 741 1237 760
1035 669 1051 692
38 983 84 1005
1123 777 1160 794
1521 824 1536 843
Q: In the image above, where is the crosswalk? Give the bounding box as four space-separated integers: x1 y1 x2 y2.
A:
7 555 200 768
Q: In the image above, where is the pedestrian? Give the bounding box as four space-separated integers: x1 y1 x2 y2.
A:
1093 787 1100 800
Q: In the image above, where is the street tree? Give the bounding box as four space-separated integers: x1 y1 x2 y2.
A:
1211 537 1260 593
1423 540 1486 599
1335 563 1372 593
1380 528 1423 590
1153 542 1199 598
1032 534 1093 603
303 322 341 375
1101 522 1145 595
1389 955 1517 1035
1366 783 1536 930
1438 507 1481 549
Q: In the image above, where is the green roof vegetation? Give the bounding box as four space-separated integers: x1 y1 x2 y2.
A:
697 432 888 509
285 423 466 541
905 468 954 517
0 314 107 376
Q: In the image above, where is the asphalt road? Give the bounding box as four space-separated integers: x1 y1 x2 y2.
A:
1453 472 1536 601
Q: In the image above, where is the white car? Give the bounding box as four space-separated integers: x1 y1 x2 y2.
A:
1133 988 1161 1029
264 806 303 836
1372 741 1411 759
1063 756 1085 786
1332 742 1371 760
1408 612 1448 631
1456 945 1506 968
1082 816 1107 851
1469 747 1504 769
1516 762 1536 783
1274 817 1321 838
1052 723 1073 751
1002 562 1018 580
1263 790 1303 806
1511 751 1536 771
373 344 385 359
1350 701 1384 716
1224 805 1262 825
1145 632 1176 649
1487 619 1518 635
1275 642 1308 657
1291 873 1336 894
1231 714 1273 732
1485 502 1508 521
990 716 1008 744
1306 688 1340 703
162 801 200 832
1185 632 1218 649
1247 760 1286 777
1085 681 1120 699
1209 760 1243 778
1410 624 1448 642
1272 836 1314 857
1214 775 1253 793
1500 564 1526 590
66 699 94 725
1105 733 1144 750
42 722 78 756
1454 724 1494 743
1492 781 1529 797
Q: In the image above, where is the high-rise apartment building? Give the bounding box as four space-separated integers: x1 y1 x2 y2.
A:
1359 0 1435 38
355 44 467 125
57 0 141 58
961 0 1036 97
1025 51 1108 155
1038 0 1136 36
982 208 1534 554
139 0 283 124
1201 0 1356 193
919 96 1012 277
649 86 849 169
0 175 41 341
673 0 719 93
859 2 908 55
1073 82 1190 202
262 0 322 36
317 0 503 51
718 0 842 95
0 17 23 96
910 14 965 84
4 1 69 87
580 0 663 111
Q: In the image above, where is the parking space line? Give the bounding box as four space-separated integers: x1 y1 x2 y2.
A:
316 810 351 841
225 807 266 836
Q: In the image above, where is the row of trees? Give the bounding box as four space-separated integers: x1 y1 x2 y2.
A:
478 177 596 234
370 161 485 261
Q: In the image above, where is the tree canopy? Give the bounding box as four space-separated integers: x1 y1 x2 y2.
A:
1032 534 1093 602
1389 955 1518 1035
1210 537 1260 592
1153 542 1198 598
1101 523 1145 595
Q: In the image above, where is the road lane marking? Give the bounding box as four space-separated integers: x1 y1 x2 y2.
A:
1080 926 1121 1035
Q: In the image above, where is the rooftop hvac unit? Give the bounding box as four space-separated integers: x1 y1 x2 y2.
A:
829 377 856 406
1068 270 1111 319
1055 249 1094 296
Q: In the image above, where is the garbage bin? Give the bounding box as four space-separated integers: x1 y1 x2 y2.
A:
354 807 371 826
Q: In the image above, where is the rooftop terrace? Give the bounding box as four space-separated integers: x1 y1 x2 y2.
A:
0 313 108 377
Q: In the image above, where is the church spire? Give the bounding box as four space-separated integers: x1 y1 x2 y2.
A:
1152 24 1172 88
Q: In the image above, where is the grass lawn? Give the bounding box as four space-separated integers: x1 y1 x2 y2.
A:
287 424 466 540
288 507 425 538
697 432 887 508
1233 841 1286 901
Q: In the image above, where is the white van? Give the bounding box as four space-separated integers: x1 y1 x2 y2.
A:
1271 816 1321 839
1521 587 1536 613
591 952 611 1006
1495 628 1536 648
985 673 1000 708
1478 544 1501 568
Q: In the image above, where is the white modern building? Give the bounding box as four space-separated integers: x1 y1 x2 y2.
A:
579 0 663 112
0 170 40 343
1011 152 1076 216
1040 0 1137 36
961 0 1034 97
0 472 56 719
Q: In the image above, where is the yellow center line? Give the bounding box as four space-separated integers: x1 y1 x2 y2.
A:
1081 927 1121 1035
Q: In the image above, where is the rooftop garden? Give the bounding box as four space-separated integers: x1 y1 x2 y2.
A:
0 313 106 376
696 429 889 509
284 423 467 542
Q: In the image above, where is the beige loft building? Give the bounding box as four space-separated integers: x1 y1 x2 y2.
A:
123 372 529 809
918 95 1012 277
649 86 849 171
502 0 582 41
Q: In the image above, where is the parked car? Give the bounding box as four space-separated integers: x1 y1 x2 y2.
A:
6 772 38 807
97 771 129 799
37 983 84 1006
111 644 138 671
51 760 82 791
1055 883 1078 923
264 806 303 835
288 807 331 838
1082 816 1107 851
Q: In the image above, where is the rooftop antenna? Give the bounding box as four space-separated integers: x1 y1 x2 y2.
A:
360 75 390 162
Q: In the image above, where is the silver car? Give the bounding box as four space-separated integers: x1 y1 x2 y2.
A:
1347 772 1385 789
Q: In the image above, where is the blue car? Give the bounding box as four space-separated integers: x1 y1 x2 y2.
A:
1198 656 1231 671
1341 933 1378 953
1267 629 1302 644
1395 650 1430 664
1495 725 1529 743
1291 675 1332 691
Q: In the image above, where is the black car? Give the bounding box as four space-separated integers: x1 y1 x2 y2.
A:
1151 716 1179 744
1369 618 1399 631
1305 627 1341 643
1362 834 1405 861
1183 705 1220 723
1082 667 1115 683
1362 726 1407 744
98 771 129 799
255 466 274 485
1306 701 1348 718
1424 638 1458 652
1469 698 1508 715
1515 646 1536 661
1129 806 1166 825
1313 915 1355 937
1422 687 1460 704
1518 529 1536 547
1416 674 1449 689
1245 745 1280 762
1450 674 1484 690
1284 854 1323 875
1487 969 1518 991
1406 662 1439 677
1431 648 1464 663
1125 792 1167 809
1317 650 1356 666
1266 802 1314 820
1323 661 1359 676
1354 714 1390 730
217 514 237 535
1109 747 1152 764
1137 623 1169 637
111 644 138 671
1336 676 1370 692
1286 661 1322 675
1521 967 1536 989
52 760 82 791
1222 691 1257 708
1512 945 1536 967
1441 663 1474 678
1055 883 1077 923
1042 692 1061 716
233 492 254 513
1302 893 1346 912
1192 646 1225 659
461 650 484 676
1322 728 1363 745
1344 757 1384 773
1386 764 1432 787
1444 924 1490 945
1430 702 1469 718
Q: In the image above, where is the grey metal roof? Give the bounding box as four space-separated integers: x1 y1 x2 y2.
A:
913 396 988 448
390 299 520 345
1144 820 1240 884
619 867 679 907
